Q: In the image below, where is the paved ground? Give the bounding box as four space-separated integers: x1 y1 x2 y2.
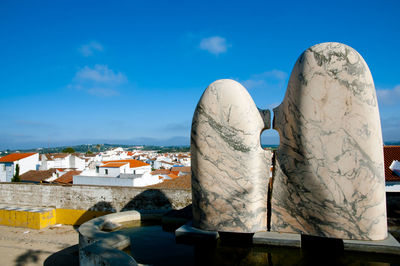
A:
0 224 79 266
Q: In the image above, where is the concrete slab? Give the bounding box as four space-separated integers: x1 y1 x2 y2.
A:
175 222 219 242
343 233 400 255
253 231 301 247
253 231 400 255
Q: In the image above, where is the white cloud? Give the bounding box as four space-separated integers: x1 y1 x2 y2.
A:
376 85 400 106
199 36 230 55
242 70 288 90
74 65 127 85
78 41 103 57
68 65 127 97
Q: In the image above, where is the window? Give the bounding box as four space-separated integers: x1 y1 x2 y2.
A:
96 166 99 173
105 169 108 175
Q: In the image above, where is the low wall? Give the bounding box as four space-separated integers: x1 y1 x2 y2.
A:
0 183 192 212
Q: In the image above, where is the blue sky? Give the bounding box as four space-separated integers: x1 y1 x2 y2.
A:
0 0 399 149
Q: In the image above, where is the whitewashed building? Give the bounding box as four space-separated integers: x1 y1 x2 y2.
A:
0 153 39 182
73 159 159 187
40 153 85 171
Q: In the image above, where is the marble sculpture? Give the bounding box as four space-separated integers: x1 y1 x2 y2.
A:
191 79 271 233
191 42 387 240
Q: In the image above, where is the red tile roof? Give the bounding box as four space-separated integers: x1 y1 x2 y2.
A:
0 153 37 162
167 173 179 179
150 169 179 176
20 169 56 182
147 174 191 189
100 162 129 168
54 170 82 184
150 169 171 175
384 146 400 182
101 159 149 168
171 166 191 173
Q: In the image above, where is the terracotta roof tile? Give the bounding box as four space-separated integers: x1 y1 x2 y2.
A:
147 174 191 189
0 153 37 162
54 170 82 184
20 169 56 182
100 162 129 168
101 159 149 168
167 173 179 179
384 146 400 182
150 169 171 175
171 166 191 173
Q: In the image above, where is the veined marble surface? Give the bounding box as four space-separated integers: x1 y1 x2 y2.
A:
271 42 387 240
191 79 271 233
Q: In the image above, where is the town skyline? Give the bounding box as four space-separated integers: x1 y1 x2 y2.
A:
1 0 399 150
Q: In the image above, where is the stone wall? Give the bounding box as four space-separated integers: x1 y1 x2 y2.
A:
0 183 191 212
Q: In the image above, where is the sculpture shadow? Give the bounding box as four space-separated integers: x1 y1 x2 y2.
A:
43 245 79 266
121 189 173 212
74 201 115 226
14 249 49 266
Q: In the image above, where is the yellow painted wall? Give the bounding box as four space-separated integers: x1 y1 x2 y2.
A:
0 208 110 229
56 209 111 225
0 209 56 229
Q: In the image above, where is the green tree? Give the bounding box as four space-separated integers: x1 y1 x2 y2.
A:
11 164 20 182
62 147 75 153
86 150 93 155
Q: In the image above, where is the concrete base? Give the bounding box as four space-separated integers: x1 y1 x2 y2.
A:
175 223 400 255
175 222 219 242
253 231 301 247
343 233 400 255
254 231 400 255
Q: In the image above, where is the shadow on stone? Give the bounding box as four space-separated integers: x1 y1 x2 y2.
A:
162 204 193 231
121 189 172 211
301 234 344 265
74 201 115 225
219 232 254 247
43 244 79 266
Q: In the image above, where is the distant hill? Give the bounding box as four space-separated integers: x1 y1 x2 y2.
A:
0 143 191 155
385 141 400 146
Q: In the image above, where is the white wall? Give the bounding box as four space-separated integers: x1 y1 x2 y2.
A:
0 163 12 182
74 171 161 187
70 155 85 170
133 165 151 174
17 153 39 176
73 175 135 187
1 154 39 182
54 155 70 169
132 172 161 187
100 167 118 177
40 160 55 170
40 155 70 170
